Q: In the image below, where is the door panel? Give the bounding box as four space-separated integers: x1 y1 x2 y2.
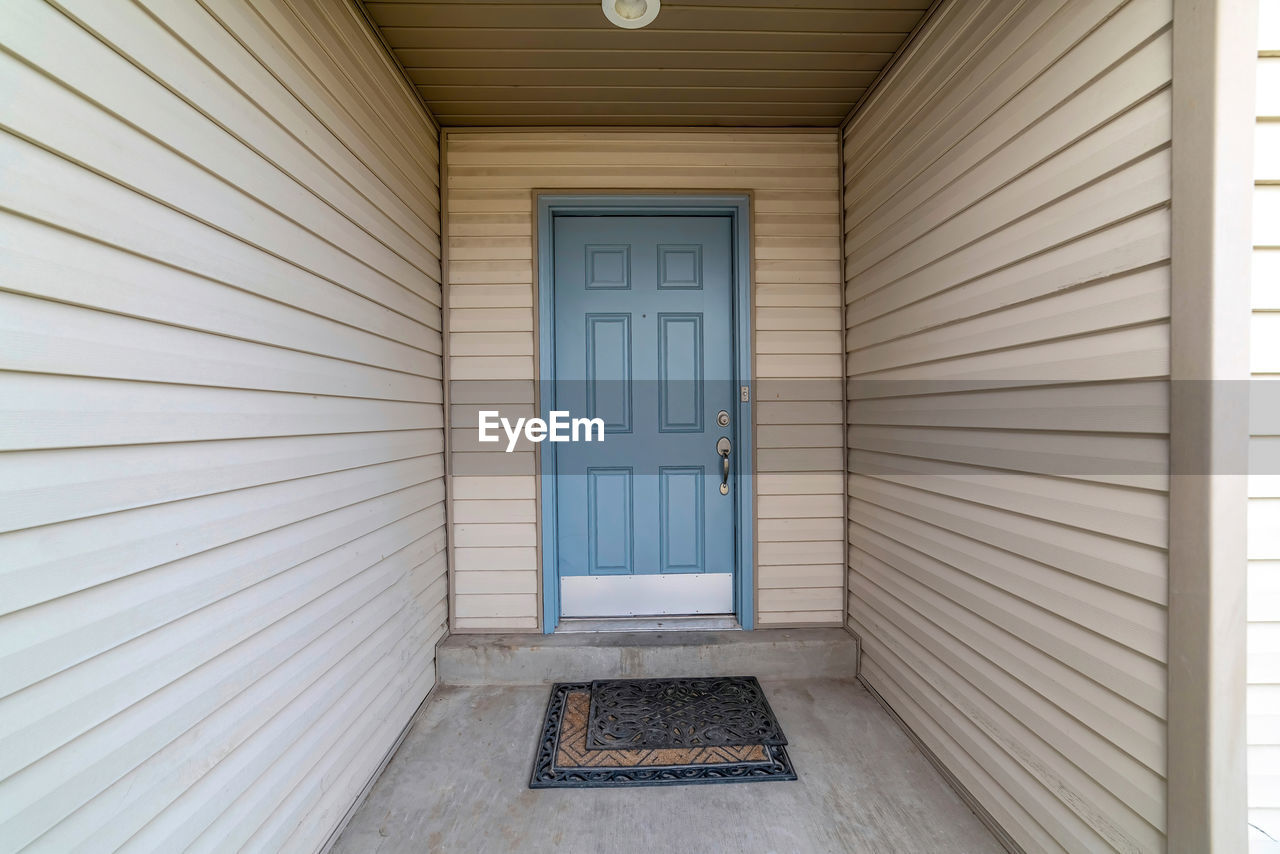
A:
658 314 703 432
587 466 632 574
659 466 704 572
552 215 735 616
585 314 632 431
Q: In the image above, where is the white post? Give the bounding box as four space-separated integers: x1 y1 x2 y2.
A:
1168 1 1257 850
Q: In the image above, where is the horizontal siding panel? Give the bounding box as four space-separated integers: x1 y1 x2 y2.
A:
454 593 538 619
6 0 440 273
0 503 445 704
0 55 438 319
846 151 1172 319
453 616 539 631
1 452 443 617
0 139 440 343
843 0 1172 849
1254 313 1280 373
0 1 444 852
121 0 440 225
758 564 844 589
846 78 1172 285
757 401 843 425
448 285 534 309
1257 252 1280 311
1251 684 1280 745
225 613 442 854
757 473 846 495
849 380 1169 433
847 212 1171 340
757 425 844 449
757 588 844 613
848 323 1170 388
0 295 441 398
756 331 843 353
447 148 841 170
454 570 538 595
758 540 843 565
115 589 441 854
848 476 1166 603
850 443 1167 523
852 597 1155 852
451 476 537 501
855 617 1107 852
1249 562 1280 623
448 330 535 356
3 533 444 850
859 654 1067 854
451 499 537 525
757 517 845 543
847 267 1169 376
0 430 439 534
848 569 1165 832
449 355 536 380
848 499 1165 660
0 214 440 373
453 547 539 572
848 527 1164 716
757 448 844 473
757 354 843 378
448 165 836 190
1 374 442 451
848 8 1172 252
759 494 843 519
848 426 1168 487
759 378 844 402
845 0 1165 213
757 610 844 625
848 558 1163 777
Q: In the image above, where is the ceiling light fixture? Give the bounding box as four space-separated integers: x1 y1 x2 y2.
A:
603 0 660 29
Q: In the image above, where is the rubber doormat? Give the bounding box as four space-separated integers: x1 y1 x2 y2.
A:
529 677 797 788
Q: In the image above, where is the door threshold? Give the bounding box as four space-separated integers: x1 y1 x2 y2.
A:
555 616 741 634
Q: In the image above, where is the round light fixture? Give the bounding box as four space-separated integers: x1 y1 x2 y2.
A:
603 0 660 29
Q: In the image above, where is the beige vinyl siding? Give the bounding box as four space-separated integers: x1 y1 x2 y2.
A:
0 1 444 851
1251 0 1280 840
842 0 1171 851
445 130 844 630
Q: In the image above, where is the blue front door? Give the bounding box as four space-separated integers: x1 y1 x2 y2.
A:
551 215 737 617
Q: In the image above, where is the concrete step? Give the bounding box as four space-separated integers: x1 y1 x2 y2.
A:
436 627 859 685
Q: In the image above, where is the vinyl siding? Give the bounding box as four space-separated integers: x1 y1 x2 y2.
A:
444 130 845 630
842 0 1171 851
0 1 444 852
1250 0 1280 840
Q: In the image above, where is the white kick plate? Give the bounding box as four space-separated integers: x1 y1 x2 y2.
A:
560 573 734 617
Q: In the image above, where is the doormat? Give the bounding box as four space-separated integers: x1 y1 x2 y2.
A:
529 678 796 788
587 676 787 749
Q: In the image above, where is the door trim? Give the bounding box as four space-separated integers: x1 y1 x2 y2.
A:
535 194 754 633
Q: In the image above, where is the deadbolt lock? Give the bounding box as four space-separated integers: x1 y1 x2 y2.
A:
717 410 730 427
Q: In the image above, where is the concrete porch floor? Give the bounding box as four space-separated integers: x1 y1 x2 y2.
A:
332 677 1005 854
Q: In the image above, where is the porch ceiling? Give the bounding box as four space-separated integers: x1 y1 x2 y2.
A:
357 0 934 127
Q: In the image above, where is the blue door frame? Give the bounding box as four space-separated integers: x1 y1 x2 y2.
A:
536 194 754 633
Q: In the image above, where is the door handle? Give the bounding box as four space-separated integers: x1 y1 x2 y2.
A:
716 437 732 495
